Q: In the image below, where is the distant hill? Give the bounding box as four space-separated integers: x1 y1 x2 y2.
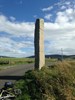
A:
0 55 75 59
27 54 75 59
45 54 75 59
0 56 14 58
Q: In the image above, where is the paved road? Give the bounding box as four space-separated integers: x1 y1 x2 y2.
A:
0 61 55 89
0 63 34 89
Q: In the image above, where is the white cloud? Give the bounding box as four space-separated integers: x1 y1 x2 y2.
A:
54 1 72 8
0 15 35 57
55 8 75 24
42 0 75 55
61 6 66 10
44 6 75 55
44 27 75 55
0 15 34 37
42 6 53 12
0 36 34 57
44 14 52 20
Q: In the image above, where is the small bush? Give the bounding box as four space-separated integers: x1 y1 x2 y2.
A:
0 60 9 65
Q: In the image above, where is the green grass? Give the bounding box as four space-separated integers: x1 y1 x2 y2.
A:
0 57 34 69
15 60 75 100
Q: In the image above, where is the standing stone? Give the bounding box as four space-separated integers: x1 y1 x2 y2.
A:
34 19 45 70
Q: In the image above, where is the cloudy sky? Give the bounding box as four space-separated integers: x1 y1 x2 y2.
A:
0 0 75 57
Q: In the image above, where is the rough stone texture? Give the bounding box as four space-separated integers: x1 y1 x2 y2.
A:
34 19 45 70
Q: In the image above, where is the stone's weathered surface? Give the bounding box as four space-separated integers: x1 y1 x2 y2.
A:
34 19 45 70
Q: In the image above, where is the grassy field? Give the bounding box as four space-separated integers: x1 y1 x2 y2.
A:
0 57 34 69
14 59 75 100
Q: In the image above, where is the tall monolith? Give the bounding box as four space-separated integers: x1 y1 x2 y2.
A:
34 18 45 70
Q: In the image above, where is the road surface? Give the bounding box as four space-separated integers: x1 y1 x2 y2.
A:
0 61 55 89
0 63 34 89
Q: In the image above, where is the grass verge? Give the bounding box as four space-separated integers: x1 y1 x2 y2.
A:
15 60 75 100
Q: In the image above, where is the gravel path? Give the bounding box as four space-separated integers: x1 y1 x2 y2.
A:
0 63 34 89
